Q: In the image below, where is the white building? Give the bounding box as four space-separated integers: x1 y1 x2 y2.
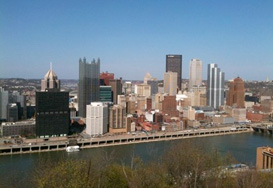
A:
189 59 202 90
86 102 108 136
164 71 178 96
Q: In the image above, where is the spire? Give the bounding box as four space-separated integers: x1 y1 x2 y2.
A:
50 62 52 70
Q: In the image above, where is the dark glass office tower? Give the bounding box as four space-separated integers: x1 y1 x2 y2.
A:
78 57 100 117
166 55 182 90
36 90 69 137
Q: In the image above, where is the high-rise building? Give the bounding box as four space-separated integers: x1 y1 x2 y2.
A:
166 55 182 90
36 91 70 137
164 72 178 96
147 80 158 95
86 102 108 136
226 77 245 108
99 86 113 102
7 103 18 122
100 72 114 86
0 87 9 120
109 105 126 133
207 64 225 110
41 64 60 91
189 59 202 90
109 79 122 104
78 57 100 117
135 83 151 98
123 82 132 95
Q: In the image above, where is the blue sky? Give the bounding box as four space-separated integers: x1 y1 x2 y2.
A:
0 0 272 81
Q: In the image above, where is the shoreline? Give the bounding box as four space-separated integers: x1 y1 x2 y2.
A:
0 128 252 156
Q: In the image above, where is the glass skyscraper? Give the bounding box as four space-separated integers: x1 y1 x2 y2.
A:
207 64 225 110
78 57 100 117
166 55 182 90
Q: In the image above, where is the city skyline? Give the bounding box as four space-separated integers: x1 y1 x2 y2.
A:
1 0 273 81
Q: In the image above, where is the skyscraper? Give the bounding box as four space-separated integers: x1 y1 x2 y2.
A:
207 64 225 110
109 79 122 104
41 63 60 91
226 77 245 108
164 71 178 96
166 55 182 90
0 87 9 120
189 58 202 90
78 57 100 117
86 102 108 136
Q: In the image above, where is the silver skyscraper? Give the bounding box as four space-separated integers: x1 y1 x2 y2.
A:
207 64 225 110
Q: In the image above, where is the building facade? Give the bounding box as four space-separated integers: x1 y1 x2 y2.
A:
164 71 178 96
100 72 114 86
109 105 126 133
36 91 70 137
86 102 108 136
226 77 245 108
207 64 225 110
0 87 9 120
99 86 113 102
41 65 60 91
166 54 182 90
189 58 202 90
109 79 122 104
256 146 273 170
78 57 100 117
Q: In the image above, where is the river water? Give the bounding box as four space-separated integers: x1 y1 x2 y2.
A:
0 132 272 187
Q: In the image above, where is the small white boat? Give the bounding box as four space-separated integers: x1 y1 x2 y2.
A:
66 145 80 152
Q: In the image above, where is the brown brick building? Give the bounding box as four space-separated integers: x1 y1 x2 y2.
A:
226 77 245 108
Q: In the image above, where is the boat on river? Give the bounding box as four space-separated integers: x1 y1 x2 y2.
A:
66 145 80 152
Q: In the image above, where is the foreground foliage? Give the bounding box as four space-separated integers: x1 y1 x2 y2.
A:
34 141 273 188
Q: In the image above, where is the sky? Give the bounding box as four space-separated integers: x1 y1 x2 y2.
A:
0 0 273 81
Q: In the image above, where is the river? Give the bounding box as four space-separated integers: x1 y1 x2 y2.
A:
0 132 272 187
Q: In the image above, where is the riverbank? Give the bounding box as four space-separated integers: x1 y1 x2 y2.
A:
0 127 251 156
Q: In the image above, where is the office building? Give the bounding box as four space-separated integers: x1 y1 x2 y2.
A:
1 120 35 137
123 82 132 95
7 103 18 122
256 146 273 170
117 95 126 108
99 86 113 102
226 77 245 108
36 91 70 137
78 57 100 117
162 96 179 117
100 72 114 86
207 64 225 110
189 59 202 90
135 83 151 98
41 64 60 91
109 79 122 104
147 80 158 96
109 105 126 133
166 54 182 90
0 87 9 120
86 102 108 136
164 72 178 96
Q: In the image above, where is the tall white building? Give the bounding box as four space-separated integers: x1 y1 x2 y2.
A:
207 64 225 110
0 87 9 120
86 102 108 136
164 71 177 96
189 59 202 90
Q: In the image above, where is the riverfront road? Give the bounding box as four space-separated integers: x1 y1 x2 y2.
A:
0 127 251 156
